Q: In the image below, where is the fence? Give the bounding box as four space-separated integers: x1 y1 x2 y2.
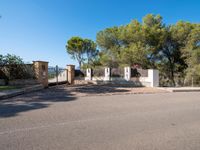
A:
83 67 159 87
159 74 200 87
182 76 200 87
75 69 86 77
0 64 35 80
0 61 76 87
48 66 68 84
93 67 105 77
111 68 124 78
0 64 36 85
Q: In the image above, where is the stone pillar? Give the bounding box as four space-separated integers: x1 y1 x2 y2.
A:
67 65 75 84
33 61 49 88
85 68 92 80
104 67 111 81
124 67 131 81
148 69 159 87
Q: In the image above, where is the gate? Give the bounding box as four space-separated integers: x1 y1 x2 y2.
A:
111 68 124 78
48 65 68 84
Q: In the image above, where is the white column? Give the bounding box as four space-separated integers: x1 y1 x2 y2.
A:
104 67 111 81
124 67 131 81
85 68 92 80
148 69 159 87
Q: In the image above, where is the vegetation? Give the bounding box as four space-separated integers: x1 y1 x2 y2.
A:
0 86 21 91
96 14 200 86
0 54 23 65
66 37 99 69
0 54 24 84
66 14 200 86
0 54 35 84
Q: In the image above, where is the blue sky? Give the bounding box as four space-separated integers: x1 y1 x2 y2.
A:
0 0 199 67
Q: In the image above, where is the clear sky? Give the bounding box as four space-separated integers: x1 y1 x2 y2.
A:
0 0 199 67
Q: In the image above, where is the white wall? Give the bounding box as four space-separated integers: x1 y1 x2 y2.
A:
83 68 159 87
139 69 159 87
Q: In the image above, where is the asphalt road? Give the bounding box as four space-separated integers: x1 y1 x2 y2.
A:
1 91 200 150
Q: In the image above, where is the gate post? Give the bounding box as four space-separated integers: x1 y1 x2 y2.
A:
67 65 75 84
33 61 49 88
85 68 92 80
104 67 111 81
148 69 159 87
56 65 59 84
124 67 131 81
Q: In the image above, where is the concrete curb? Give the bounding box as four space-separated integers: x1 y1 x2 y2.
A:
0 84 44 100
158 87 200 92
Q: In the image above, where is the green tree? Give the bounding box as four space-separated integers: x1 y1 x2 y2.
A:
4 54 23 65
0 54 24 84
120 42 148 68
83 39 98 67
158 29 187 86
142 14 166 67
96 14 166 68
95 14 200 87
66 37 98 69
0 54 23 66
96 26 123 67
182 23 200 84
66 37 85 69
120 20 144 46
0 54 4 65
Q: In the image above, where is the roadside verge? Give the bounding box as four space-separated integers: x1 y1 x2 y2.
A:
0 84 44 100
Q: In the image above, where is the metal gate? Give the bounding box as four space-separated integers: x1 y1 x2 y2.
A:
48 65 68 84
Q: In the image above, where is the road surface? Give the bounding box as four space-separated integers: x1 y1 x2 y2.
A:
0 89 200 150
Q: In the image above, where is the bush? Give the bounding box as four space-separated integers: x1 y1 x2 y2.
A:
0 54 35 83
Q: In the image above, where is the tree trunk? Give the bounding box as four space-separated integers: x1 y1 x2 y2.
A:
169 61 176 87
171 69 176 87
78 61 81 70
167 55 176 87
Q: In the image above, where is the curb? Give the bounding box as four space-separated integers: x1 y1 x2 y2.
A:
0 84 44 100
157 87 200 92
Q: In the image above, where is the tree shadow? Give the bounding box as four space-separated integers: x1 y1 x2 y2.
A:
0 102 48 118
0 84 142 118
66 84 131 95
0 86 76 118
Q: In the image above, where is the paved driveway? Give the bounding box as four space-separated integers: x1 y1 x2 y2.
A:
0 86 200 150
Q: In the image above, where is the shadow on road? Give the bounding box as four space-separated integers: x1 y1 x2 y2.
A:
66 84 130 95
0 84 131 118
0 86 76 118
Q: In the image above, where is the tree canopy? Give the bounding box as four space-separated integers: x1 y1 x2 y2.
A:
66 37 98 69
67 14 200 86
0 54 23 66
95 14 200 86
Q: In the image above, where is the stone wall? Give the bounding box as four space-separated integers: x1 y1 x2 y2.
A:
8 79 39 86
0 61 48 87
